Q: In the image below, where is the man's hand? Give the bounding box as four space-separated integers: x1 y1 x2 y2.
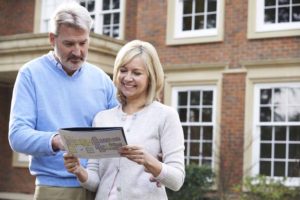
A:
51 134 65 151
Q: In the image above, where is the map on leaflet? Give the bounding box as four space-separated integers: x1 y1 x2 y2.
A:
59 127 127 159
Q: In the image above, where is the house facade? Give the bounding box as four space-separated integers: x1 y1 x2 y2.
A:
0 0 299 199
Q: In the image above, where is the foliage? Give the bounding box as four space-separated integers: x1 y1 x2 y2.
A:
236 175 300 200
167 164 215 200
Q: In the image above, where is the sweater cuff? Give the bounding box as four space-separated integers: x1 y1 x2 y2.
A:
155 163 168 180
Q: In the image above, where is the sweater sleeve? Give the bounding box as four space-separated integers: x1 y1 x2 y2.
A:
80 159 100 192
8 70 56 156
156 107 185 191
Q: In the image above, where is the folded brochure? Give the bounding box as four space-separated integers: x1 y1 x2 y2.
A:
59 127 127 158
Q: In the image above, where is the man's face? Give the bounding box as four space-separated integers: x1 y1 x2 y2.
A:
49 24 90 75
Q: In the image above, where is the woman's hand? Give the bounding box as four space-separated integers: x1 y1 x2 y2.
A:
63 153 88 182
119 145 162 177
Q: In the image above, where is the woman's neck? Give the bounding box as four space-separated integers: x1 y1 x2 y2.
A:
122 99 146 115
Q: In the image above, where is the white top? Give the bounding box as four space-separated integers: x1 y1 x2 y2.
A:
80 101 185 200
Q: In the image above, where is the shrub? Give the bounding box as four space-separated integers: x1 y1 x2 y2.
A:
167 164 215 200
238 175 300 200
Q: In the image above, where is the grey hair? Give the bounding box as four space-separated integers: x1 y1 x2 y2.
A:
50 1 93 35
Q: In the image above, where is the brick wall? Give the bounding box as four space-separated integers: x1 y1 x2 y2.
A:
0 0 35 36
0 85 35 194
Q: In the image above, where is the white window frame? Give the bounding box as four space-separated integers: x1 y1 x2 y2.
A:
166 0 224 45
39 0 125 39
172 85 217 168
174 0 219 38
252 82 300 187
256 0 300 32
248 0 300 39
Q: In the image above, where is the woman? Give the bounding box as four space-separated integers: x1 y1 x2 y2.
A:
64 40 185 199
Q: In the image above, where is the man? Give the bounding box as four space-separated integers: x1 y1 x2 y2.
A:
8 2 118 200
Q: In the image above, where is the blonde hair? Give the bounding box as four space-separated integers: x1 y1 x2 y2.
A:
113 40 164 106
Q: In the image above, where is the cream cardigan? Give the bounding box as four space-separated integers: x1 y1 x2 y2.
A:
80 101 185 200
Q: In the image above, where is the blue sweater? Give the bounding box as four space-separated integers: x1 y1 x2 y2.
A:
9 51 118 187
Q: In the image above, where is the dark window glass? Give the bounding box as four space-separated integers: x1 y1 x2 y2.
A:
178 108 187 122
260 107 272 122
195 15 205 30
103 26 110 36
290 126 300 141
190 108 200 122
279 0 290 5
203 126 213 140
113 13 120 24
292 6 300 22
183 16 193 30
178 92 188 105
103 14 111 25
288 162 300 177
203 91 213 105
265 8 276 23
289 144 300 159
113 0 120 9
274 162 285 176
191 91 200 105
274 144 286 158
195 0 205 13
261 126 272 141
278 7 290 23
190 143 200 156
202 108 212 122
191 126 201 140
183 0 193 14
260 143 272 158
275 126 286 141
87 1 95 12
207 14 216 28
202 142 212 157
103 0 110 10
260 161 271 176
207 0 217 12
265 0 276 6
260 89 272 104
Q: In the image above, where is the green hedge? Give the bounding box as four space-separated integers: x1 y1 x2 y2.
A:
167 164 215 200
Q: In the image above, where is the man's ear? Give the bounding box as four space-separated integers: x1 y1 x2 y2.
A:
49 33 55 48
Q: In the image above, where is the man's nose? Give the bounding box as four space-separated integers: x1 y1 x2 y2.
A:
72 44 81 56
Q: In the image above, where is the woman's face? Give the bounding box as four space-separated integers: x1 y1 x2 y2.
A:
117 56 149 103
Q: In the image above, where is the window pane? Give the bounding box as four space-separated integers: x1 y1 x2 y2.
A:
274 162 285 176
260 143 272 158
191 126 200 140
191 91 200 105
190 143 200 156
203 126 213 140
202 159 211 166
202 142 212 157
288 162 300 177
290 126 300 141
113 26 119 37
113 13 120 24
183 16 192 30
260 161 271 176
274 106 286 122
260 107 272 122
104 14 111 25
207 0 217 12
190 108 200 122
195 0 205 13
293 0 300 3
183 0 193 14
288 106 300 121
202 108 212 122
279 0 290 5
278 7 290 23
178 92 188 105
260 89 272 104
87 0 95 12
274 144 286 158
289 144 300 159
203 91 213 105
265 8 276 23
178 108 187 122
292 6 300 22
195 15 204 30
207 14 216 28
183 126 188 140
275 126 286 141
113 0 120 9
265 0 276 6
103 26 110 36
103 0 110 10
261 126 272 141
